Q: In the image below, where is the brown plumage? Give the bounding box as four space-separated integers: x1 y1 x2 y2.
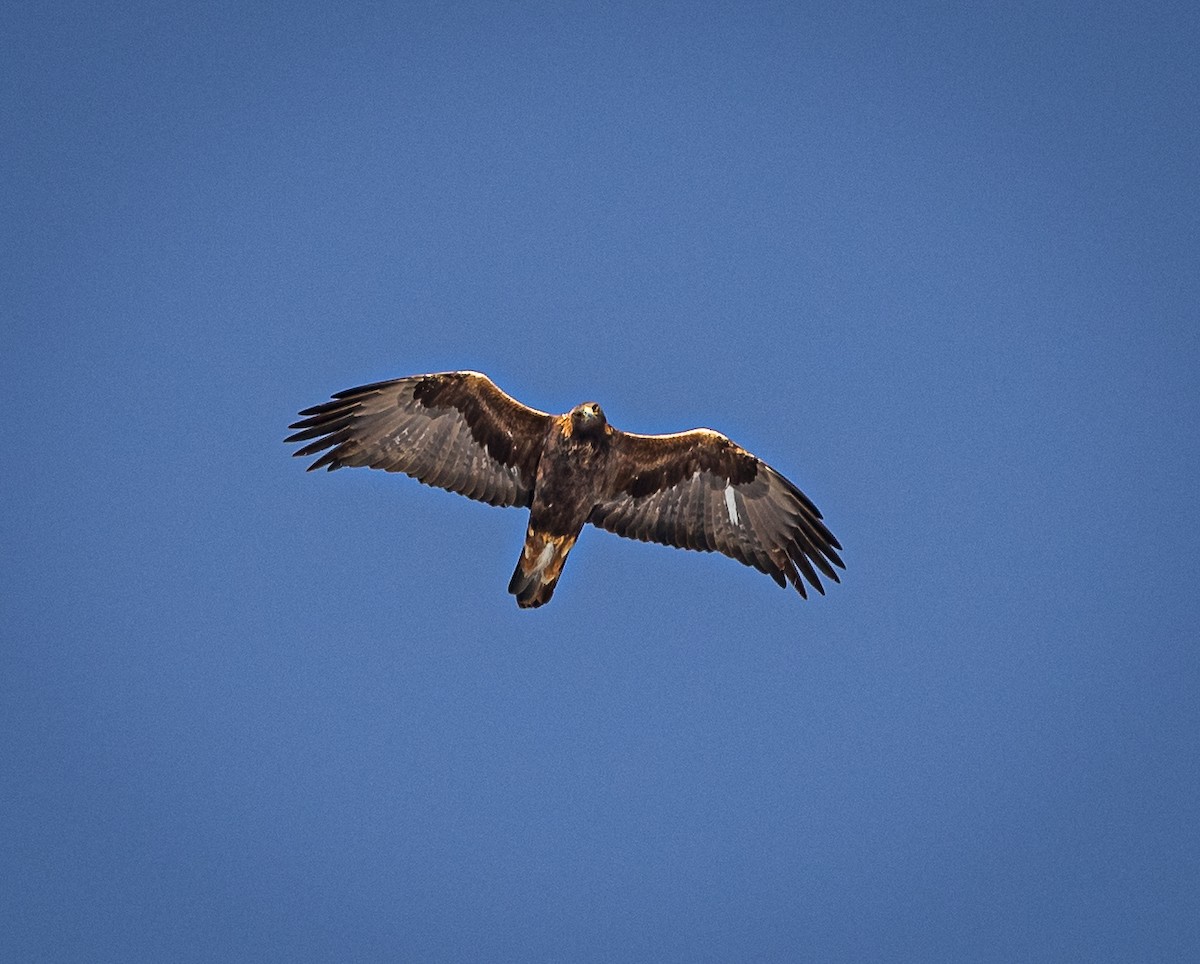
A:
286 371 843 608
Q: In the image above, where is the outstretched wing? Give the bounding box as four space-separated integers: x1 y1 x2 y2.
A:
286 371 551 508
590 429 843 598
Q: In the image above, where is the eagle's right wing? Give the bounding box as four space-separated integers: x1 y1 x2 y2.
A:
590 428 843 598
286 371 551 508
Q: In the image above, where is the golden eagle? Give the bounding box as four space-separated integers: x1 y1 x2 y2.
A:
287 371 843 608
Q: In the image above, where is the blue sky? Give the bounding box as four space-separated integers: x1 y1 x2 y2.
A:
4 1 1198 960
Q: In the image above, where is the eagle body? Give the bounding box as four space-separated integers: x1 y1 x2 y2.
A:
287 371 843 608
531 408 613 537
510 405 613 607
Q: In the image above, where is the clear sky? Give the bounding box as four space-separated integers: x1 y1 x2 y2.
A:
4 1 1198 961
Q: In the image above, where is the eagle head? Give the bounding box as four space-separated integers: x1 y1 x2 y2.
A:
570 401 607 437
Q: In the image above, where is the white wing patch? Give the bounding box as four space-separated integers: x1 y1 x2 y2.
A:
724 483 740 526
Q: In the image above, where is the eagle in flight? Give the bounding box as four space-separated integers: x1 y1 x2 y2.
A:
286 371 843 608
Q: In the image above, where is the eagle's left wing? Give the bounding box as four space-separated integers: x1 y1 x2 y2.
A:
589 429 843 597
286 371 551 508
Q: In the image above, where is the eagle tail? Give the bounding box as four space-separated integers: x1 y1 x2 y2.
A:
508 529 578 608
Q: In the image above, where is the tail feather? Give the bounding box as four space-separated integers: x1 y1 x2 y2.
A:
509 529 577 608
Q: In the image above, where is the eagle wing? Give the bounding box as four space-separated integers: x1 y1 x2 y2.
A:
286 371 551 508
589 429 844 597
